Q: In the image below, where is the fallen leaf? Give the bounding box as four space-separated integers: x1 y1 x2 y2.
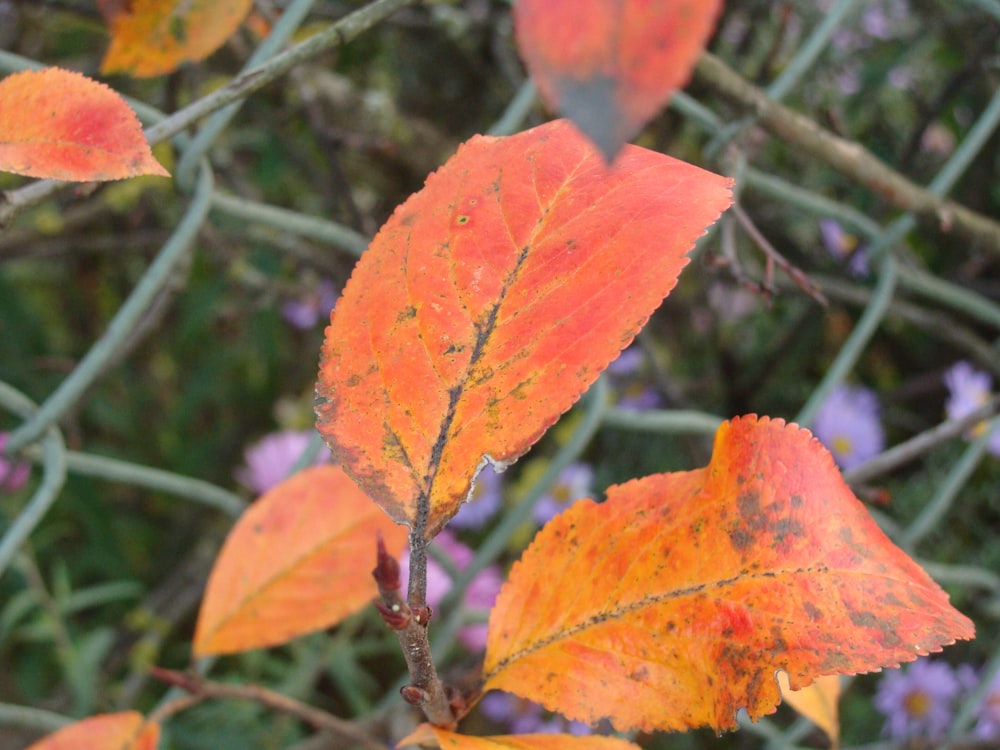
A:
194 465 409 656
99 0 253 77
514 0 723 159
397 723 638 750
482 415 975 733
778 672 841 749
316 119 732 540
24 712 159 750
0 69 168 181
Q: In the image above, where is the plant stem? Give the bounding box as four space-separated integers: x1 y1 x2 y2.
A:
693 52 1000 255
148 668 386 750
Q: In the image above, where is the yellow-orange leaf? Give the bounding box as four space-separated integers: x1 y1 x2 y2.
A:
515 0 723 159
193 465 408 656
0 69 168 181
397 723 639 750
99 0 253 77
778 673 841 749
316 119 732 540
25 712 159 750
482 415 974 733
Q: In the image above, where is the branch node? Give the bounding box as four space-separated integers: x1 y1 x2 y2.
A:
400 684 430 706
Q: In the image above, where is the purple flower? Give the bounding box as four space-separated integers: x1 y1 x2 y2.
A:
0 432 30 493
480 692 592 735
607 347 663 411
974 670 1000 740
874 659 962 741
235 430 329 495
450 463 503 529
943 361 1000 456
811 384 885 470
281 279 339 330
533 462 594 524
819 219 869 276
399 531 502 651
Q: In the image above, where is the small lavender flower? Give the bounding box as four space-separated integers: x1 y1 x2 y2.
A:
974 670 1000 740
874 659 962 741
0 432 30 493
943 361 1000 456
819 219 869 276
450 463 503 530
533 462 594 524
281 279 339 330
399 531 502 651
235 430 328 495
812 384 885 470
480 692 591 735
607 347 663 411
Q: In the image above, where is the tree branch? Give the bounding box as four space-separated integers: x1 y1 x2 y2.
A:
693 52 1000 256
148 668 386 750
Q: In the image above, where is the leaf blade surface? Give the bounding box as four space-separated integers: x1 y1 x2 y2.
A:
0 69 168 181
316 119 732 539
100 0 253 77
397 723 639 750
483 415 975 733
24 712 159 750
515 0 723 159
193 465 408 655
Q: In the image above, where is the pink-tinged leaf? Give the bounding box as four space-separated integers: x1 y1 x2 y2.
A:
0 69 168 181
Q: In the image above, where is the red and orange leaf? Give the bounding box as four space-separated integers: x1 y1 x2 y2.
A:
514 0 723 160
99 0 253 77
0 69 168 181
25 712 159 750
193 465 408 656
397 723 639 750
316 119 732 540
778 673 841 749
482 415 974 734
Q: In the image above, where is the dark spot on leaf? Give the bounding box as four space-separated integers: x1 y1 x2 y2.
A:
169 15 187 44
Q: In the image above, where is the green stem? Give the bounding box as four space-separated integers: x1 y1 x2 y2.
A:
22 449 246 518
0 383 67 579
211 192 368 257
175 0 318 187
601 408 723 434
899 418 999 550
0 702 71 733
4 164 213 454
795 252 898 426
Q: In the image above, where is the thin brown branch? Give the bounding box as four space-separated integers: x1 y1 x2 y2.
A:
148 667 386 750
373 535 458 729
693 52 1000 256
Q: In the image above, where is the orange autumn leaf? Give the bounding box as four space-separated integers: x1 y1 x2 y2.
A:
25 712 159 750
193 465 408 656
316 119 732 541
514 0 723 160
398 723 639 750
99 0 253 77
778 672 841 749
482 415 974 734
0 69 168 181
